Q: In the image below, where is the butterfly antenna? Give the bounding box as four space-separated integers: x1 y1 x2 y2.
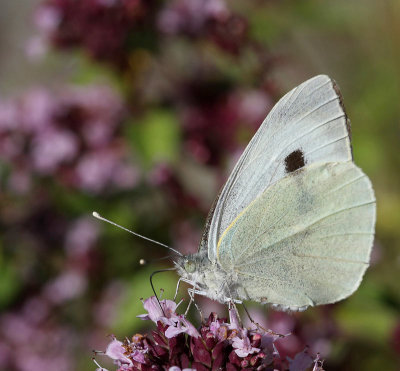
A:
92 212 182 256
139 255 174 266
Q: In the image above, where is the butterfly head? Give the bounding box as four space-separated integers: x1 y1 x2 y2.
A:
183 259 196 274
174 251 239 304
174 255 197 280
174 251 211 284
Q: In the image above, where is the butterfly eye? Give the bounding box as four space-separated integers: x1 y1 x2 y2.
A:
184 260 196 273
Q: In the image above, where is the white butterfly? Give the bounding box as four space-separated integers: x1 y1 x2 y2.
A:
174 75 376 312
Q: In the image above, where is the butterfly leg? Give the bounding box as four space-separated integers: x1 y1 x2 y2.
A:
174 276 200 301
241 302 268 332
185 286 204 319
220 281 243 304
225 298 242 304
240 290 284 337
221 282 245 327
186 288 204 322
227 299 243 328
173 277 204 320
185 287 195 315
174 277 184 301
238 286 269 332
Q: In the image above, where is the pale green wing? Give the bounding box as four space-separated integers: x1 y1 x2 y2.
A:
217 161 376 308
206 75 352 262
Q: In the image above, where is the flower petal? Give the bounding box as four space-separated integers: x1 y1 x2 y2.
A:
105 338 132 365
180 316 200 338
165 324 184 338
138 296 180 326
232 329 260 358
137 314 150 321
131 349 146 364
141 297 164 323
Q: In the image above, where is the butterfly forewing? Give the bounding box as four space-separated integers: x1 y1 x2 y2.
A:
217 161 375 308
207 75 353 262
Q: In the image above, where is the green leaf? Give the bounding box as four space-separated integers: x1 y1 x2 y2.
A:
0 247 21 309
126 109 181 168
335 280 398 342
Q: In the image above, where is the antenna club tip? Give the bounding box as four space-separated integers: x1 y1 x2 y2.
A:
139 259 146 265
92 211 100 218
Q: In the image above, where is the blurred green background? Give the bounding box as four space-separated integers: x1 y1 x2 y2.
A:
0 0 399 370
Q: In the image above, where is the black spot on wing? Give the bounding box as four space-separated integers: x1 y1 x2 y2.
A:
285 149 305 173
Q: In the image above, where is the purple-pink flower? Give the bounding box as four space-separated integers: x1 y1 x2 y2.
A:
0 84 138 194
137 296 179 325
157 0 228 36
168 367 196 371
96 296 324 370
31 128 79 173
105 338 133 367
34 0 155 68
138 297 200 339
165 315 200 339
231 328 260 357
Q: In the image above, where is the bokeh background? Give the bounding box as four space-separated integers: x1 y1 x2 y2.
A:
0 0 399 370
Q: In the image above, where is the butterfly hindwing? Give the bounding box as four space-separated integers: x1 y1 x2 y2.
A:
216 161 375 308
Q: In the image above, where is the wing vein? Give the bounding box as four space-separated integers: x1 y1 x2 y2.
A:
289 96 338 130
231 114 348 219
282 77 331 114
292 253 369 264
242 112 346 175
327 174 366 194
234 200 375 265
307 134 349 156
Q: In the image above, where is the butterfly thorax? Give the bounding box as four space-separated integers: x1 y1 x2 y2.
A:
174 251 242 304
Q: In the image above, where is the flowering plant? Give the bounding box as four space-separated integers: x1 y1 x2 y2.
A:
95 297 323 371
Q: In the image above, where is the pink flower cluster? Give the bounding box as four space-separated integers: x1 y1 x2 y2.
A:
31 0 274 172
33 0 248 68
157 0 248 55
0 296 75 371
95 297 324 371
179 87 272 166
0 85 138 194
0 215 101 371
34 0 153 68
